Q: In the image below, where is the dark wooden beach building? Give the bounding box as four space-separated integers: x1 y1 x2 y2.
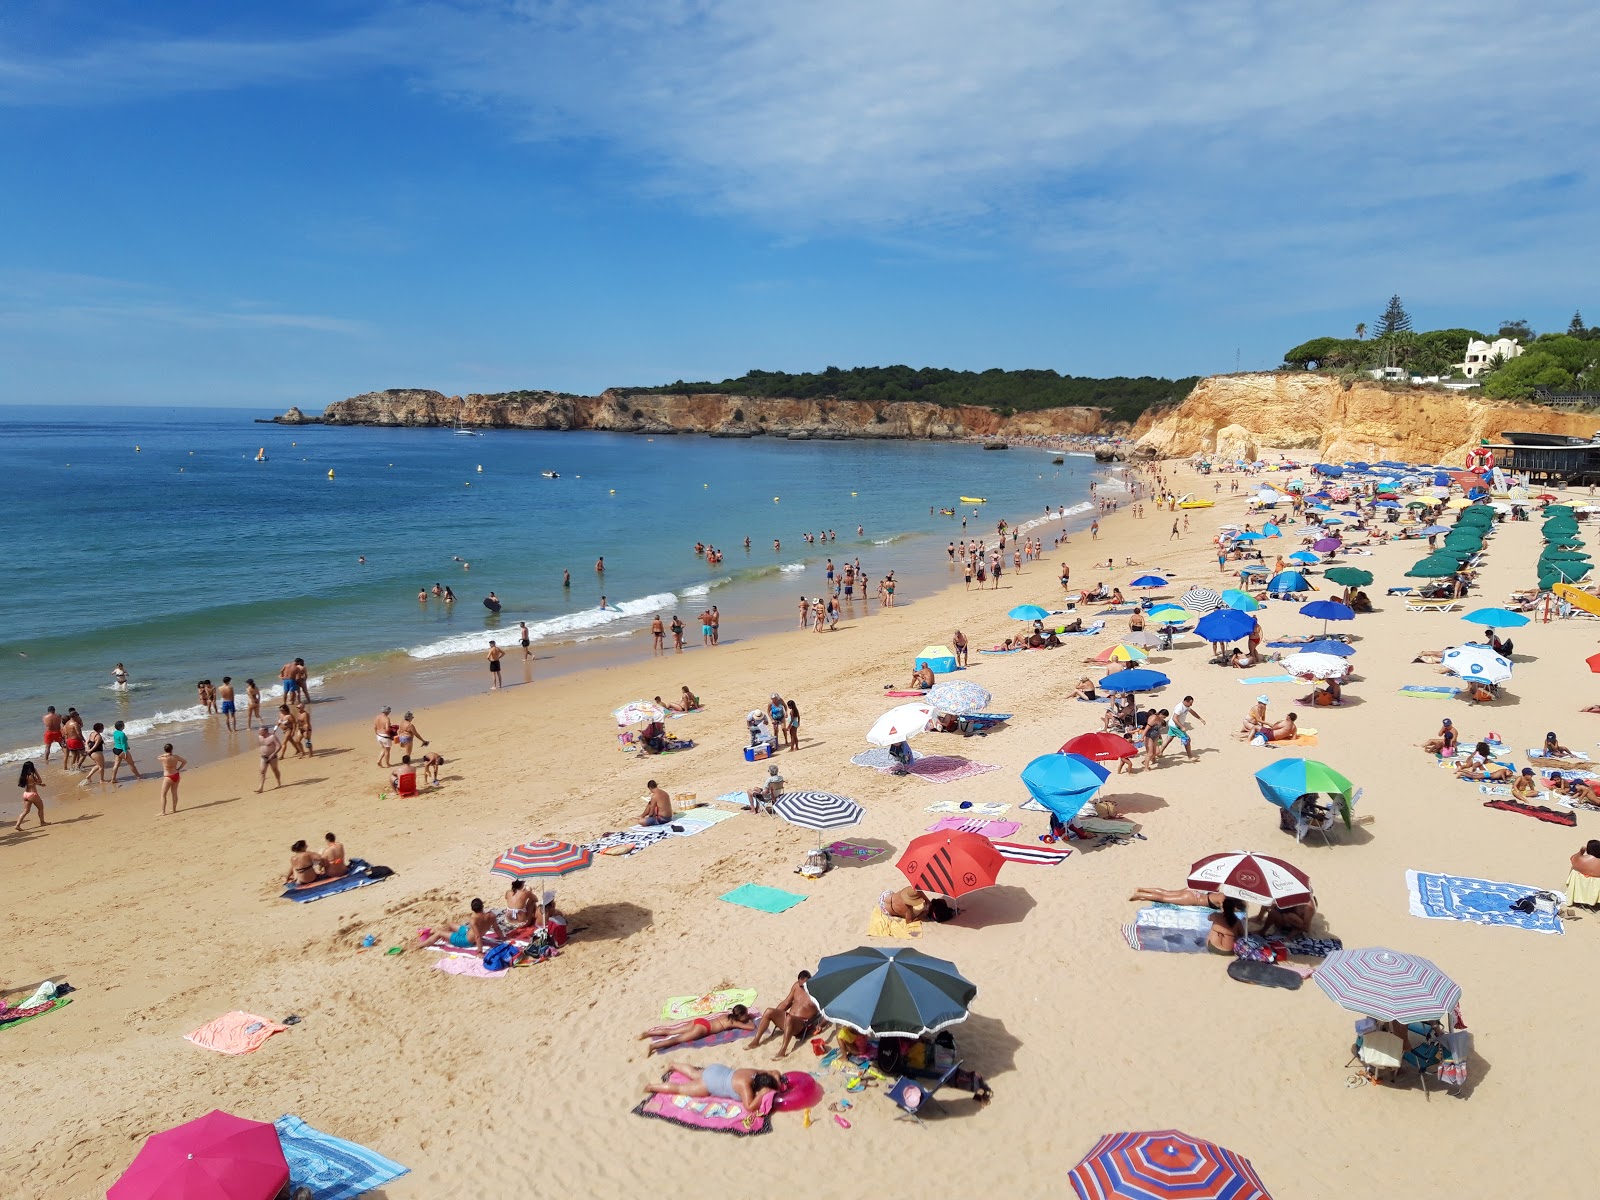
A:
1484 431 1600 484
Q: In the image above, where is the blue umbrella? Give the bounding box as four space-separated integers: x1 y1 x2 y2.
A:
1321 517 1344 526
1146 607 1188 626
1233 531 1265 542
1130 575 1167 588
1373 499 1400 508
1097 669 1170 694
1300 638 1355 657
1261 522 1282 537
1267 571 1309 593
1416 525 1449 536
1007 604 1051 621
804 946 976 1037
1021 753 1108 818
1220 589 1260 611
1462 607 1531 629
1301 598 1355 635
1315 464 1344 477
1196 608 1256 644
1254 758 1355 809
1288 550 1320 564
1239 563 1269 576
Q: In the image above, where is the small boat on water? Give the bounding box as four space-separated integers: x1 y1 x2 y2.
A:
541 470 559 478
454 418 482 436
960 496 987 504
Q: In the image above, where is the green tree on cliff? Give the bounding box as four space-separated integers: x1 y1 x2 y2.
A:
1570 310 1587 336
1376 295 1412 337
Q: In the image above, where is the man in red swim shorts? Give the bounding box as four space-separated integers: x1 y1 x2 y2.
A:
41 706 64 764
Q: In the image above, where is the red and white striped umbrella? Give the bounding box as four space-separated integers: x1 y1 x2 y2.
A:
490 840 593 878
1186 851 1310 907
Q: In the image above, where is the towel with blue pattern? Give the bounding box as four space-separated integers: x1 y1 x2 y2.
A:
1405 870 1563 935
274 1115 409 1200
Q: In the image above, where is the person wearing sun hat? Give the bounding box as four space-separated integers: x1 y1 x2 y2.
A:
879 885 930 921
1238 695 1270 740
1421 718 1456 756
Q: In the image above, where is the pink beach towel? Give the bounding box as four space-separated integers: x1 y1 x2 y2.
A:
432 954 509 979
925 817 1022 839
902 756 1001 784
632 1070 775 1136
185 1011 288 1055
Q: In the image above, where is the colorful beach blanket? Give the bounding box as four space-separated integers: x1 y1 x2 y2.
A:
1233 934 1343 962
712 790 751 806
280 859 386 903
992 840 1072 866
0 996 72 1030
867 909 922 939
661 989 757 1021
1121 904 1211 953
649 1011 764 1054
925 817 1022 838
720 884 807 914
273 1115 409 1200
926 801 1011 816
1406 869 1564 935
1399 685 1459 697
1483 798 1577 826
824 840 888 863
849 747 999 783
632 1070 774 1137
583 829 670 855
1528 748 1591 762
185 1011 288 1055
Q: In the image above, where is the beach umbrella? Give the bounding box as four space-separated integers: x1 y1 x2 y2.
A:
1179 586 1223 614
1405 558 1459 578
1254 758 1355 809
1320 517 1344 526
1282 652 1348 679
1021 752 1109 817
1220 589 1260 611
612 699 667 726
914 645 958 673
925 680 992 715
1266 571 1309 593
1441 644 1512 685
1061 732 1139 762
490 839 593 879
1008 604 1051 622
1586 651 1600 674
1067 1130 1273 1200
1300 638 1355 657
1238 563 1269 577
1091 643 1150 664
1446 497 1474 509
1233 531 1266 541
109 1110 289 1200
1097 669 1170 694
1288 550 1320 564
805 946 976 1037
1130 574 1168 589
774 790 864 835
1462 607 1529 629
1314 947 1461 1023
897 831 1004 899
1299 600 1354 634
1187 851 1312 908
1261 522 1282 537
1414 525 1449 535
1405 499 1431 509
1146 606 1189 626
1120 631 1164 648
1323 567 1372 588
1373 499 1399 509
1196 608 1256 644
867 703 936 746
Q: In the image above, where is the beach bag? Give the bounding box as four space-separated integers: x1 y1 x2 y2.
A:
797 847 831 879
482 943 519 971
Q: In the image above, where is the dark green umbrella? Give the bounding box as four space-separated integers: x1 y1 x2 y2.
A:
1324 566 1374 587
1407 558 1461 578
804 946 976 1037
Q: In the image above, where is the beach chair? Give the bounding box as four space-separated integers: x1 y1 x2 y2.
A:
887 1059 963 1125
393 770 419 798
1405 597 1460 613
1346 1029 1404 1083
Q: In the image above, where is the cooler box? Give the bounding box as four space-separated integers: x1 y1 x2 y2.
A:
745 744 774 762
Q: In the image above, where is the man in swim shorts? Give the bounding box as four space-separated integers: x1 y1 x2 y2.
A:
645 1063 783 1109
41 706 63 764
487 640 504 690
374 705 396 766
519 620 532 660
280 660 299 704
639 780 673 826
61 709 85 769
217 677 237 730
747 969 822 1057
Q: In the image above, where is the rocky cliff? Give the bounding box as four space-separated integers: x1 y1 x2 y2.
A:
313 389 1109 440
1131 373 1600 463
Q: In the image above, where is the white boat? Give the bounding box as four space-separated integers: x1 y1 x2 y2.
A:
541 470 559 478
453 418 483 436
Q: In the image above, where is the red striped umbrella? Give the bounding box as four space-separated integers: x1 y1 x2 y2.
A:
1313 947 1460 1023
1061 732 1139 761
896 831 1004 899
490 840 593 879
1068 1129 1272 1200
1186 852 1310 907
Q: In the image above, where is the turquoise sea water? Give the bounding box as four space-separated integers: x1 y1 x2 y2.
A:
0 405 1111 762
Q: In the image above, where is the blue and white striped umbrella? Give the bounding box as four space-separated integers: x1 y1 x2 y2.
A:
925 680 994 715
774 790 864 833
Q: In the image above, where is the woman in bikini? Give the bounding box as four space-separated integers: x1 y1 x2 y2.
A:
15 761 46 831
276 705 304 758
636 1005 755 1054
1207 897 1247 955
81 723 108 786
1130 886 1224 908
157 744 187 815
321 832 347 879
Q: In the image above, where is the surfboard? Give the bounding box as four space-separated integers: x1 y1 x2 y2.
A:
483 598 501 612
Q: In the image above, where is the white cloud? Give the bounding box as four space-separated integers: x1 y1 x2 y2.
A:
0 271 365 335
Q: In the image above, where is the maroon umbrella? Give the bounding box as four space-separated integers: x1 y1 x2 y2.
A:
109 1110 288 1200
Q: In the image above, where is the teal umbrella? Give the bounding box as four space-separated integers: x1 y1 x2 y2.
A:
1324 567 1373 587
804 946 976 1037
1220 589 1260 611
1406 558 1460 578
1008 604 1051 622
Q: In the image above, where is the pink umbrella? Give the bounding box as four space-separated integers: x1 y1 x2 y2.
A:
109 1110 288 1200
1311 537 1342 553
1186 851 1311 907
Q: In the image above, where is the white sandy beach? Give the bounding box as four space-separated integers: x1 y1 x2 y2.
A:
6 460 1597 1198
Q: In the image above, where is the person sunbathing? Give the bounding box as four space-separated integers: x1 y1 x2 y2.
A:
1128 886 1224 908
1420 719 1457 756
1266 712 1300 742
284 840 322 887
880 885 930 921
1104 695 1135 732
1059 616 1084 633
1071 677 1099 701
1454 743 1512 782
1254 896 1316 936
320 832 347 879
645 1063 785 1110
1411 649 1446 664
1237 697 1270 739
1208 898 1247 955
1302 680 1342 707
421 898 501 950
910 664 936 690
1350 591 1373 612
748 969 822 1058
638 1006 755 1054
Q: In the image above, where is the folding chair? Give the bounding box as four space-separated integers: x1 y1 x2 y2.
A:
887 1059 963 1125
1346 1030 1403 1083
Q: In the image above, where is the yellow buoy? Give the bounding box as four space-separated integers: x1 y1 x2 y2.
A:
328 469 335 479
851 491 857 496
773 496 780 502
609 489 616 495
135 446 141 452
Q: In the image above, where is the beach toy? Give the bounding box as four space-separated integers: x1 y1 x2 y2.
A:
362 934 376 947
775 1072 823 1112
385 946 403 955
416 928 431 941
803 1108 812 1128
834 1115 851 1129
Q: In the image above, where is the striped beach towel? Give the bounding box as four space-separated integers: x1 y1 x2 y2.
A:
992 840 1072 865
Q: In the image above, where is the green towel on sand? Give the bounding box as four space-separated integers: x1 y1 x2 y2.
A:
660 988 757 1021
720 883 807 914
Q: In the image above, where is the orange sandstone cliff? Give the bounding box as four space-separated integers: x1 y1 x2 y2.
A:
1131 373 1600 463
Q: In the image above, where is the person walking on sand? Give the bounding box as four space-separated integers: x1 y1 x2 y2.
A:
1170 518 1180 540
651 614 665 655
670 614 684 653
109 720 140 782
277 704 304 758
298 703 314 756
520 620 533 661
217 676 238 731
487 640 505 689
375 706 397 766
244 678 261 728
15 761 46 830
256 726 283 792
80 723 108 786
157 744 187 815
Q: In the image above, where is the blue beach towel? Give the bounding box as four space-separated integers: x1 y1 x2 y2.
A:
280 860 385 904
1399 685 1458 697
274 1115 409 1200
1238 674 1296 684
721 883 807 914
1405 870 1563 935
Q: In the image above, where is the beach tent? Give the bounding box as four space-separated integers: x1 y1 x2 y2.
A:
914 645 958 673
1267 571 1310 593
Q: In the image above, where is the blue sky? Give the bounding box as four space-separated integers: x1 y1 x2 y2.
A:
2 1 1597 407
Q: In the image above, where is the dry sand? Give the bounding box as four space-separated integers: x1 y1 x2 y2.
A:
5 462 1594 1198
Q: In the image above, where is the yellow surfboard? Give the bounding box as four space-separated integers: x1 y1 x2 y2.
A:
960 496 987 504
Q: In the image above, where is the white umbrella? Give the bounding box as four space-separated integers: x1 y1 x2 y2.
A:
1179 586 1224 614
1442 644 1513 685
1282 652 1351 680
867 703 936 746
613 699 667 726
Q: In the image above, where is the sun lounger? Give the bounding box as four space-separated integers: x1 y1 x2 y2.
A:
1405 597 1461 612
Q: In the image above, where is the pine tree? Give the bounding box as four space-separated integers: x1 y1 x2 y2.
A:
1570 310 1587 336
1376 295 1412 337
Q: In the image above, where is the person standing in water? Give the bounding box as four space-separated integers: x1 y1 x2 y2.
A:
562 569 571 588
217 677 238 731
111 662 129 689
595 556 605 574
519 621 532 660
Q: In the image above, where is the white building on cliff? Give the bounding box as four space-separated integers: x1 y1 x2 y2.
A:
1455 337 1524 379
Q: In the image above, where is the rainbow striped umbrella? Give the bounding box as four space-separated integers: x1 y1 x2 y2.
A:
1314 947 1460 1022
1068 1129 1273 1200
490 840 593 878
